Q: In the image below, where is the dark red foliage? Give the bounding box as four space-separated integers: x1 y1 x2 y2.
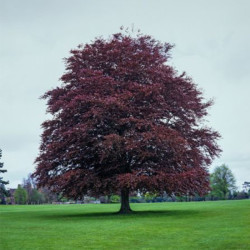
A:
33 32 221 200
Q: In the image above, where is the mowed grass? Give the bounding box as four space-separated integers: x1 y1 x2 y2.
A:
0 200 249 250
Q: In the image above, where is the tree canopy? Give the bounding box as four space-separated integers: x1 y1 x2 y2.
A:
210 164 236 199
33 31 221 213
22 174 45 204
14 184 28 205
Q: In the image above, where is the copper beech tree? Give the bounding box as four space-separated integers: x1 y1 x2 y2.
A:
33 32 221 213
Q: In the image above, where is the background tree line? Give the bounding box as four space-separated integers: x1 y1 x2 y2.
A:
102 164 250 203
1 164 250 205
9 174 61 205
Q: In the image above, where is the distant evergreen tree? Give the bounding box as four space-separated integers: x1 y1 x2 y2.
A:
0 149 9 204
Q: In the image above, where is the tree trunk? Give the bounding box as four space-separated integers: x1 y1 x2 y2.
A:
223 191 227 200
107 194 111 203
118 188 132 214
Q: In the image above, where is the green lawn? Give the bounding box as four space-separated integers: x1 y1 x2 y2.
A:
0 200 249 250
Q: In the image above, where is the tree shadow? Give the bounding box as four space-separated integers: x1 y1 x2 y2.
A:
38 209 199 221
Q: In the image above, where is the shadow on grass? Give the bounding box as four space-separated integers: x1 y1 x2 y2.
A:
39 209 199 221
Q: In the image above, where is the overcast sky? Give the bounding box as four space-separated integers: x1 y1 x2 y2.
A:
1 0 249 189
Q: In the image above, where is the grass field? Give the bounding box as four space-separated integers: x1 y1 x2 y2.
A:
0 200 249 250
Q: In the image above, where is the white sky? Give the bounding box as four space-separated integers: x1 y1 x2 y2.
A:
1 0 249 189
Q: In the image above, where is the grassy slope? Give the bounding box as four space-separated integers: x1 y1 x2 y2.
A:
0 200 249 250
